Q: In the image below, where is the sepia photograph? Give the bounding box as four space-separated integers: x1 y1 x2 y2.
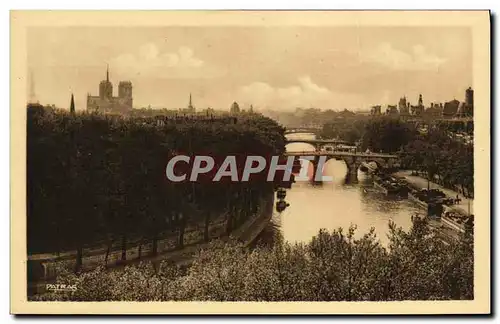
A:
10 10 490 314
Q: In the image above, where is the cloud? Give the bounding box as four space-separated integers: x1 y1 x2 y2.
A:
362 43 446 71
110 43 221 78
237 76 363 110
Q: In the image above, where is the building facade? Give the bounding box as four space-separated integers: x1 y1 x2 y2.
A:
370 105 382 116
465 87 474 108
230 101 240 114
411 94 425 116
456 102 468 118
398 96 410 116
87 67 133 115
464 87 474 116
443 99 460 117
450 87 473 118
425 102 443 117
386 105 399 115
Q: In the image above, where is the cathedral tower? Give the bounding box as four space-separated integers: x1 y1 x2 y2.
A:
118 81 132 99
99 65 113 99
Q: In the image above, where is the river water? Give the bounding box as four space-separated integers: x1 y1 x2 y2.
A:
272 133 421 246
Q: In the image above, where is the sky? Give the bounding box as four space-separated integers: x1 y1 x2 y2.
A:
27 26 472 112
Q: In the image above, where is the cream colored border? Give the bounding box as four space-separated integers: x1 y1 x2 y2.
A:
10 10 491 315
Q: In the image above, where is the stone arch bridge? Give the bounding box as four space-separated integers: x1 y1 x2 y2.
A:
284 151 400 182
285 138 355 150
284 127 322 135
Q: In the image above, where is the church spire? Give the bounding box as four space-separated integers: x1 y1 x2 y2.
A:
70 93 75 114
188 93 195 112
106 64 109 82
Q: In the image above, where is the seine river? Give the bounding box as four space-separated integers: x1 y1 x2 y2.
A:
269 132 421 246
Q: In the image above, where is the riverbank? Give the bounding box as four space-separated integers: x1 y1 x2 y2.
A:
28 194 275 295
393 170 474 216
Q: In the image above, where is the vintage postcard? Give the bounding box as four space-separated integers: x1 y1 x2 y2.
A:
10 10 490 314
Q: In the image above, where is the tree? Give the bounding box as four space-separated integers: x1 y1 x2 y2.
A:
34 217 473 301
402 127 474 196
27 106 286 266
362 117 416 153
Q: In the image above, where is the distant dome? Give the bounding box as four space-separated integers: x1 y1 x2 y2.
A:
230 101 240 113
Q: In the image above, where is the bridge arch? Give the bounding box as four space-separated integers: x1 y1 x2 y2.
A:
298 156 349 184
283 151 401 183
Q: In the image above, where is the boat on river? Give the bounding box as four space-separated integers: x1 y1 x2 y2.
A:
441 209 473 233
360 161 378 174
373 174 409 197
408 188 455 217
408 188 447 204
408 190 429 208
373 180 400 195
276 199 290 213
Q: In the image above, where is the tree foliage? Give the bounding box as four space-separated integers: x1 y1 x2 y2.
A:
27 106 285 263
320 116 369 144
33 218 473 301
401 127 474 197
321 115 473 196
361 117 417 153
321 116 417 152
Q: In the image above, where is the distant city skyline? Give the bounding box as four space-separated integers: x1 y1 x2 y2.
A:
27 26 472 111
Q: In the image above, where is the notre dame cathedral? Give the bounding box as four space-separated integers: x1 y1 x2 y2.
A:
86 66 133 114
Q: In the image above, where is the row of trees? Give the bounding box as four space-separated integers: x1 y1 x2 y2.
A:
27 106 285 271
401 127 474 197
33 217 473 301
321 116 418 153
320 116 370 144
360 117 417 153
264 108 358 129
436 119 474 135
320 116 473 196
